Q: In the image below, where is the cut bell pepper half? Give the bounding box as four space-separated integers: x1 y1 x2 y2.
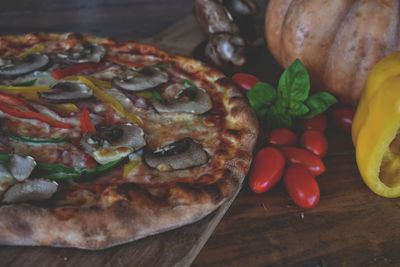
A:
353 52 400 198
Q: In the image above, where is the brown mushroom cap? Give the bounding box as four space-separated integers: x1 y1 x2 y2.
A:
152 83 213 114
0 54 50 78
144 138 209 171
57 43 106 63
81 123 146 160
39 81 93 103
205 32 246 68
112 67 169 91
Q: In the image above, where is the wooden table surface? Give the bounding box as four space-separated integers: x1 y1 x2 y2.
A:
2 1 400 266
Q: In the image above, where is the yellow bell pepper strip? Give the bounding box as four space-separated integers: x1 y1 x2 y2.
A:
352 52 400 198
20 44 45 57
88 77 112 89
0 85 49 95
76 76 143 126
0 85 78 113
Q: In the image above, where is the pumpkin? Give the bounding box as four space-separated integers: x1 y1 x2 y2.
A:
265 0 400 104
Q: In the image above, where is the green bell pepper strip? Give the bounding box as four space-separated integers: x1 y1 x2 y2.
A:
11 79 37 87
0 152 10 163
37 158 124 181
0 151 123 180
8 132 66 143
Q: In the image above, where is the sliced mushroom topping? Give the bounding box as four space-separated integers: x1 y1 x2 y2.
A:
39 81 93 103
57 43 106 63
81 123 146 164
0 165 16 196
112 67 168 91
152 83 212 114
7 154 36 182
0 54 50 78
106 88 133 110
3 179 58 203
144 138 209 171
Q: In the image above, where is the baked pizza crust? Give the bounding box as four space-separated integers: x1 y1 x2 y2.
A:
0 33 258 249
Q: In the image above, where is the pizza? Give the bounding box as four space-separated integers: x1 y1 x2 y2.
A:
0 33 258 249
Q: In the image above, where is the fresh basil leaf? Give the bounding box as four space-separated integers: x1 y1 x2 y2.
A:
255 106 269 121
303 92 337 118
278 59 310 102
247 82 276 118
267 105 292 129
288 101 309 116
274 96 289 114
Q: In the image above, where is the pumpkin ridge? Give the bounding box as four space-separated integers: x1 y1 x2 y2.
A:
320 0 358 89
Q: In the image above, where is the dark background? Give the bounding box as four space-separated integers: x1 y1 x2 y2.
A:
0 0 268 40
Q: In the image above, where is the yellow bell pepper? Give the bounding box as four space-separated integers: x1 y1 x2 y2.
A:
352 52 400 198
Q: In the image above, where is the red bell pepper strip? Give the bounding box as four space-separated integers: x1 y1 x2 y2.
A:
0 92 34 111
51 63 106 80
0 103 72 129
80 107 95 133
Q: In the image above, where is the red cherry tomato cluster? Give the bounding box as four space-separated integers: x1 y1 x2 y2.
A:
249 114 330 209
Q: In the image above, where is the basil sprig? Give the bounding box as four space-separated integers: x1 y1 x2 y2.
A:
247 59 337 129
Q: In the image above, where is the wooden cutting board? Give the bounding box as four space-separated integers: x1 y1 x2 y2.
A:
0 16 243 267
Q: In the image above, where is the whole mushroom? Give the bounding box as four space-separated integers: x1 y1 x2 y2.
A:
194 0 259 69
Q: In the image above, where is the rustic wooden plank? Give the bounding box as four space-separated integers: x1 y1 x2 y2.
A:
193 132 400 266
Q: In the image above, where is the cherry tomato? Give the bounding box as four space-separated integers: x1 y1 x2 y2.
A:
249 147 285 194
279 146 325 177
284 164 320 209
232 73 259 90
268 128 298 146
302 114 327 132
300 130 328 158
331 106 355 133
